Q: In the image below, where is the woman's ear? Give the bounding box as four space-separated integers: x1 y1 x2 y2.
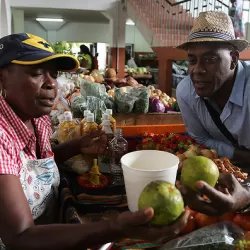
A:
230 50 239 70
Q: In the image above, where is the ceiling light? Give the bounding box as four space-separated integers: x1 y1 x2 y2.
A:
126 19 135 25
36 18 64 22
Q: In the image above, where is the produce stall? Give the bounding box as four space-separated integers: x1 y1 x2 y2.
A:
57 131 250 250
52 68 250 250
54 67 184 137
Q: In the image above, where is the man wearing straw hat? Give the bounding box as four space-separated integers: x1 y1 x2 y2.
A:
177 11 250 163
177 11 250 216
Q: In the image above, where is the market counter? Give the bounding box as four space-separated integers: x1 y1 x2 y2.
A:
114 113 185 136
117 125 186 137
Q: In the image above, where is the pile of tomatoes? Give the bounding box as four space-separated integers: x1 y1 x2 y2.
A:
181 205 250 236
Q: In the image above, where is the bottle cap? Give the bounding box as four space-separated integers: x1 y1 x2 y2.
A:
106 109 113 115
115 128 122 136
103 113 110 121
84 110 90 117
64 111 72 121
87 113 94 122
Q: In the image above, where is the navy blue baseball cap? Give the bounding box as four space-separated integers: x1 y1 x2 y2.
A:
0 33 79 71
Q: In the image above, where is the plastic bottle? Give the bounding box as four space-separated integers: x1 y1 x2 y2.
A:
102 118 113 140
83 113 99 134
106 109 116 133
109 128 128 185
57 111 78 143
100 113 110 129
79 110 90 135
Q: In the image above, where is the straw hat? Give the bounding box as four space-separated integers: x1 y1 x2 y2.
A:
176 11 249 52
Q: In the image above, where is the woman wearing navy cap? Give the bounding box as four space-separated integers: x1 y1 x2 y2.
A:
0 33 189 250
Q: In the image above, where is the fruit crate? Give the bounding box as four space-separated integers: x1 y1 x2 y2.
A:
114 112 183 126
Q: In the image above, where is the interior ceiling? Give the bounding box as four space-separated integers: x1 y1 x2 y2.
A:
22 8 109 23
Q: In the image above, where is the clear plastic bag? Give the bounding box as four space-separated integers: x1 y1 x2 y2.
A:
64 155 89 175
160 222 244 250
70 94 87 119
80 79 106 99
80 79 114 110
86 97 106 124
133 87 150 113
114 87 138 113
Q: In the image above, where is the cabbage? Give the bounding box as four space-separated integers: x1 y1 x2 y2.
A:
149 98 165 113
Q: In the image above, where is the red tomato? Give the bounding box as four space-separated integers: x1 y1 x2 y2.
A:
233 214 250 231
77 174 109 190
185 206 197 217
195 213 218 228
218 212 236 222
180 215 196 235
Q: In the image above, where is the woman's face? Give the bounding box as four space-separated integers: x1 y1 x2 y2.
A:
0 62 58 120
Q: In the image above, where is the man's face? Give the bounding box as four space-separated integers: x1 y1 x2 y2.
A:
187 43 238 97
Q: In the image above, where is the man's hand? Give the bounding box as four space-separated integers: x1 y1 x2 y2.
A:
177 174 250 216
109 208 189 242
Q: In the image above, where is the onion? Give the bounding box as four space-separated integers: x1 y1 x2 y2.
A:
188 144 201 155
201 149 215 160
176 153 187 162
184 149 198 158
210 149 218 159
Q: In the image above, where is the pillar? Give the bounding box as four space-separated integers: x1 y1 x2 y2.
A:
103 1 126 78
153 47 187 95
0 0 11 37
12 8 24 33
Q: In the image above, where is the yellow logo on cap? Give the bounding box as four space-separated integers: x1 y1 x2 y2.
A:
22 33 54 53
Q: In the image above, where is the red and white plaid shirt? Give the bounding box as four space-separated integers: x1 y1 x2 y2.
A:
0 96 53 176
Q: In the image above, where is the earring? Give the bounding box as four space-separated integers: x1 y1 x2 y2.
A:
0 88 6 99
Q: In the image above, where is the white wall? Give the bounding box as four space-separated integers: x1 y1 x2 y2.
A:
24 20 47 38
126 25 152 52
57 22 110 43
24 20 152 52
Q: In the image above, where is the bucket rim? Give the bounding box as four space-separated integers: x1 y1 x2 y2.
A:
121 150 179 172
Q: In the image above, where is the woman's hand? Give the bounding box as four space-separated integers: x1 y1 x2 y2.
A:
109 208 189 242
177 173 250 216
53 130 108 164
79 130 108 155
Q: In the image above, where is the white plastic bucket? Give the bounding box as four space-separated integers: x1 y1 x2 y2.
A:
121 150 179 212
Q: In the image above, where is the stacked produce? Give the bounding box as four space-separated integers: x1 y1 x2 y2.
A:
77 68 180 114
139 132 201 154
177 144 248 183
125 66 151 76
137 152 250 249
139 132 248 182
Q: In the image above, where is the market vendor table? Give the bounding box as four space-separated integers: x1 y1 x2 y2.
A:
117 125 186 137
59 171 167 250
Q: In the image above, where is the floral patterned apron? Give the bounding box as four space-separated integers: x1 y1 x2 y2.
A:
0 151 60 249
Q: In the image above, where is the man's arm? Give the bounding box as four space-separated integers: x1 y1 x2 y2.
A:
176 89 234 158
